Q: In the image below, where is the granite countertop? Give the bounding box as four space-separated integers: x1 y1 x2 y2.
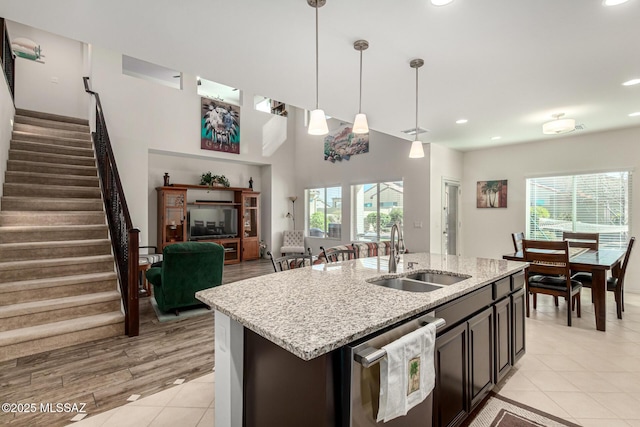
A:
196 253 528 361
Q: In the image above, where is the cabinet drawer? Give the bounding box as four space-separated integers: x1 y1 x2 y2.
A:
492 277 511 300
511 271 525 291
435 285 492 330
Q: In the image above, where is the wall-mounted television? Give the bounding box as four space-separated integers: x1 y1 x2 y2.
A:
188 205 238 240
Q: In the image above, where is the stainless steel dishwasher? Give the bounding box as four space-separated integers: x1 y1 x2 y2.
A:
344 314 445 426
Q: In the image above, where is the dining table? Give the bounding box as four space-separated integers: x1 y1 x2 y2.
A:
503 247 626 331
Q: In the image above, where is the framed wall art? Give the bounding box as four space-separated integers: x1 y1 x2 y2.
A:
201 97 240 154
477 180 508 208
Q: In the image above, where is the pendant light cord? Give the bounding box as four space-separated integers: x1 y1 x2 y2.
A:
359 50 363 113
315 5 319 110
415 66 419 142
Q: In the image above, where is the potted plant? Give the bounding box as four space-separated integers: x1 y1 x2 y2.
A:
200 172 230 188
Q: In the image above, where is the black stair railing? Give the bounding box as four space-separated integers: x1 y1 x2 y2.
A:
83 76 139 336
0 17 15 100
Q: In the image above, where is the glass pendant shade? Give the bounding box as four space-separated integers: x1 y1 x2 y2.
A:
352 113 369 134
409 140 425 158
308 109 329 135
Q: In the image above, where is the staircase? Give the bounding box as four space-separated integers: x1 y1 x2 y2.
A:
0 109 124 362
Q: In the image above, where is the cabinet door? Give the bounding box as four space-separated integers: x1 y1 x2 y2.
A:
512 288 526 364
243 238 260 261
468 307 494 409
494 297 512 383
433 323 468 427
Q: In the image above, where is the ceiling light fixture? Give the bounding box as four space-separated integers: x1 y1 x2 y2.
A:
542 113 576 135
352 40 369 134
409 59 425 159
431 0 454 5
622 78 640 86
307 0 328 136
456 119 468 124
603 0 629 6
491 136 502 140
629 112 640 117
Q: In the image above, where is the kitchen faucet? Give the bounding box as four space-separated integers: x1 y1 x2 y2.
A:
389 222 405 273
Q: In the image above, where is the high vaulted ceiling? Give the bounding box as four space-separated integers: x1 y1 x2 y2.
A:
1 0 639 151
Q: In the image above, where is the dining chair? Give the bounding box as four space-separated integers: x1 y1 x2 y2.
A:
268 249 313 273
320 245 357 263
562 231 599 250
511 232 525 252
572 237 635 319
522 239 583 326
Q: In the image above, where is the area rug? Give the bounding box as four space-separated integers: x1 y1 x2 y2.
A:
461 392 581 427
149 296 213 322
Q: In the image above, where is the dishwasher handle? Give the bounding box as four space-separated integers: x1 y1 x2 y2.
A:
353 315 445 368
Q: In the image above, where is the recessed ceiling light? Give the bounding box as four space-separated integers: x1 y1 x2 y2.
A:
456 119 468 124
603 0 629 5
491 136 502 140
630 112 640 117
623 78 640 86
431 0 454 5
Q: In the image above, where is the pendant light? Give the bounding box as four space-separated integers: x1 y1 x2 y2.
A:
409 59 425 158
352 40 369 134
308 0 328 136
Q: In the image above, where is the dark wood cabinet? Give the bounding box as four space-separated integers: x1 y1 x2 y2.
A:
434 323 469 427
494 297 512 383
512 287 526 364
156 186 187 252
434 272 526 427
236 191 260 261
469 307 494 409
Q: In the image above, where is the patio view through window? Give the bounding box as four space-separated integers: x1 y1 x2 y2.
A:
526 171 632 249
306 187 342 239
352 181 404 242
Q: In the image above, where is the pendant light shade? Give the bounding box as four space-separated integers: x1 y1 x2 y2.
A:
308 0 328 136
409 140 425 158
542 113 576 135
309 109 329 135
409 58 425 159
353 40 369 134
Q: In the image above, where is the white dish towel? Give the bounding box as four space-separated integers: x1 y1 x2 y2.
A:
377 322 437 423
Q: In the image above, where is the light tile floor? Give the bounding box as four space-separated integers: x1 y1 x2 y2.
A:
68 289 640 426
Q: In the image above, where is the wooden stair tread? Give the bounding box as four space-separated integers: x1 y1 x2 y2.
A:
0 312 124 347
15 109 89 126
0 291 121 319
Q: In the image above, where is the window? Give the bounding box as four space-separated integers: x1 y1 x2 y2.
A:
352 181 404 242
306 187 342 239
526 171 632 249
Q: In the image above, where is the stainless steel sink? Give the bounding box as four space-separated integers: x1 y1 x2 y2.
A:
367 277 444 293
406 272 469 286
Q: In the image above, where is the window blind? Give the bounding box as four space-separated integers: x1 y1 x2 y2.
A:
526 171 632 249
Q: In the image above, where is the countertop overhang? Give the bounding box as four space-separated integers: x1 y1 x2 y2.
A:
196 253 528 361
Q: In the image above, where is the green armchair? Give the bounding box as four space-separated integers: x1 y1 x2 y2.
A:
145 242 224 314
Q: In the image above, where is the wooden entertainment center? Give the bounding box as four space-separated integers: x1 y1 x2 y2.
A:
156 184 260 264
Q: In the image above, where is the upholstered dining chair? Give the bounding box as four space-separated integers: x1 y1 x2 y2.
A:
280 230 306 255
321 245 357 263
522 239 583 326
572 237 635 319
268 249 313 273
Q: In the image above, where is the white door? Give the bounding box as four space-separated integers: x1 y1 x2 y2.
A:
442 180 460 255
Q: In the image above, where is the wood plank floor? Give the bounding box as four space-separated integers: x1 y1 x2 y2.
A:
0 259 274 427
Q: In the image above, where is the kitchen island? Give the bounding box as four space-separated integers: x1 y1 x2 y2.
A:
197 253 528 427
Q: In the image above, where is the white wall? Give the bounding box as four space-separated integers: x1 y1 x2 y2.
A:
6 21 87 119
462 126 640 292
0 70 15 204
89 46 296 253
293 115 431 255
429 143 464 254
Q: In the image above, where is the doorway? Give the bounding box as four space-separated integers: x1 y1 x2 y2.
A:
442 180 460 256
